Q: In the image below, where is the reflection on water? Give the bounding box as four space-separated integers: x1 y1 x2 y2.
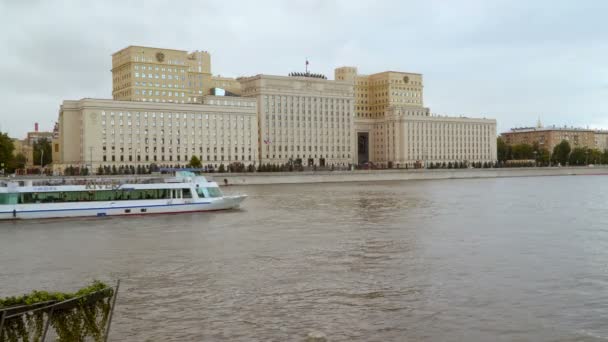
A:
1 176 608 341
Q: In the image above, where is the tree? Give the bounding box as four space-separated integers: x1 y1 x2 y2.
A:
497 137 510 162
552 140 571 165
188 156 202 168
33 138 52 166
13 153 26 170
511 143 534 160
218 163 225 173
568 147 587 166
0 132 15 173
536 148 551 166
588 149 602 165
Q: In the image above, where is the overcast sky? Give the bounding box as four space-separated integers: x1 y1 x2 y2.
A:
1 0 607 137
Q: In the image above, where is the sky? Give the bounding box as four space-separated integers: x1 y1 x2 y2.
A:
1 0 607 138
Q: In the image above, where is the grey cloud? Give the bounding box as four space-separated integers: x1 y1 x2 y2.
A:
0 0 607 137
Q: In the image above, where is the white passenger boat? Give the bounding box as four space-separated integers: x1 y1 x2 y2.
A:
0 172 246 220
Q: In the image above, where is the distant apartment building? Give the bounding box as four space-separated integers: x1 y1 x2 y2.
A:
238 73 355 166
501 126 600 152
111 46 241 104
593 130 608 151
335 67 496 167
12 123 53 168
55 97 257 170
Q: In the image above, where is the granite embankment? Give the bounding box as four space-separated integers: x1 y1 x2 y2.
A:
209 167 608 186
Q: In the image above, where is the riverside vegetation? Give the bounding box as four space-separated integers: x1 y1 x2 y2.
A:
0 281 114 342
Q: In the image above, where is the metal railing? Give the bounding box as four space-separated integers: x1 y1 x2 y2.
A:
0 280 120 342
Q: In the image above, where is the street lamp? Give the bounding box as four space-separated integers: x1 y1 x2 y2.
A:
585 150 589 165
533 150 538 167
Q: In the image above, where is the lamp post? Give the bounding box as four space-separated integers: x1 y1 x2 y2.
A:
585 150 589 166
533 150 537 167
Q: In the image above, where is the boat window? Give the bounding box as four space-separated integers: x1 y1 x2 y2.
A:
183 188 192 199
196 187 205 198
14 189 180 203
0 193 18 205
207 187 223 198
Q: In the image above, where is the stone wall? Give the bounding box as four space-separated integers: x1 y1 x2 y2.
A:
210 167 608 186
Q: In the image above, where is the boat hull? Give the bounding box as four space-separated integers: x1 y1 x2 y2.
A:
0 195 247 220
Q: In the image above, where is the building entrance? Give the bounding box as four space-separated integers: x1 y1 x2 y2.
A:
357 132 369 164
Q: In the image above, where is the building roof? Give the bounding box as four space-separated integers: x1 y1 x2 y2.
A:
111 45 188 56
503 126 596 134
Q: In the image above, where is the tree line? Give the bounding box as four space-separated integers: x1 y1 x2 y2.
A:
497 137 608 166
0 133 53 174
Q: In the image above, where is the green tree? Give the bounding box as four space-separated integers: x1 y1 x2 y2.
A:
497 137 510 162
552 140 571 165
588 149 602 165
511 143 534 160
218 163 225 173
13 153 27 170
569 147 588 166
0 132 15 173
188 156 202 168
33 138 52 166
536 148 551 166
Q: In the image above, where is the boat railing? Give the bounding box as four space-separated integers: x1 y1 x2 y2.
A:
1 176 175 187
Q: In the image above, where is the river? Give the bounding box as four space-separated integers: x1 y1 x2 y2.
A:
1 176 607 341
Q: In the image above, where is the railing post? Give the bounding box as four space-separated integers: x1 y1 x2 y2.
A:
0 310 6 340
103 279 120 342
41 306 54 342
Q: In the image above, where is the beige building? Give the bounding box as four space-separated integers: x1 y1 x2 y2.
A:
53 45 498 172
501 126 597 152
336 67 496 167
11 124 54 168
594 130 608 151
111 46 241 105
12 138 33 167
56 97 257 171
238 73 354 166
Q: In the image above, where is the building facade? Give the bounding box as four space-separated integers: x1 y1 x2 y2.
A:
238 73 355 166
336 67 497 167
111 46 241 105
11 123 54 168
56 98 257 171
501 127 597 152
594 131 608 151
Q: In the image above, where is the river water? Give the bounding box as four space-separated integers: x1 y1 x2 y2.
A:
1 176 608 341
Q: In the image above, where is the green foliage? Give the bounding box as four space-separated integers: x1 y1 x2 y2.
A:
0 132 15 173
0 281 113 342
552 140 571 165
218 163 225 173
588 148 602 165
536 147 551 166
510 143 534 160
13 153 26 170
568 147 589 166
188 156 202 168
32 138 52 166
497 137 510 162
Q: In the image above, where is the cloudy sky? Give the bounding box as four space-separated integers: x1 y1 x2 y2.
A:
1 0 607 137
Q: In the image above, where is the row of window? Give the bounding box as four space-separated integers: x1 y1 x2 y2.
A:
101 155 252 163
101 111 254 120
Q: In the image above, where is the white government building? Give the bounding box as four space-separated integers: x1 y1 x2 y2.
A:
53 45 497 172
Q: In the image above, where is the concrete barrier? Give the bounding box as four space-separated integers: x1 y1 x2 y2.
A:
210 167 608 186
